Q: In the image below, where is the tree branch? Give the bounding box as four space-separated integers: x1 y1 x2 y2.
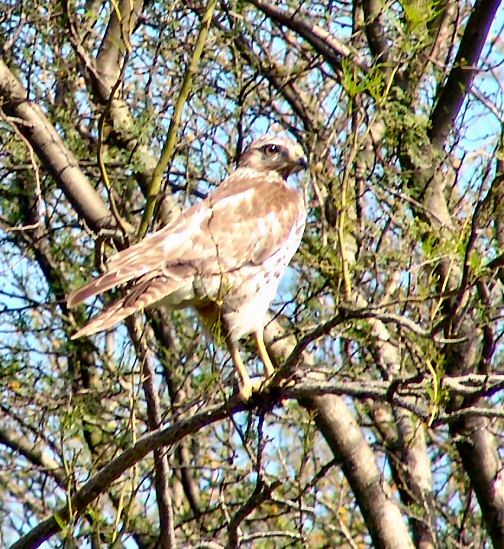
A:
127 318 176 549
429 0 502 148
301 395 415 548
10 371 504 548
361 0 389 63
0 60 116 233
10 398 237 549
0 427 66 488
248 0 368 75
450 409 504 545
138 0 218 237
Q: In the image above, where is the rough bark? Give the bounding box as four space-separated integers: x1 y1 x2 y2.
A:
0 60 116 233
302 395 415 549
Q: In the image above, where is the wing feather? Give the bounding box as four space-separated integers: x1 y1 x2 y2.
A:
68 170 303 308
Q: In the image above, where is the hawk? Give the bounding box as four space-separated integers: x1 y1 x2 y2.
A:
68 135 307 400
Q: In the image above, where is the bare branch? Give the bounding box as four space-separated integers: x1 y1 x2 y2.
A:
248 0 368 75
128 318 176 549
429 0 502 148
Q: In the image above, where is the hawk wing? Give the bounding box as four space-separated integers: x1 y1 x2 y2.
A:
68 169 305 337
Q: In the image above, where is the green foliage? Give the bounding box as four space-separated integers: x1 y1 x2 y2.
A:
342 58 386 102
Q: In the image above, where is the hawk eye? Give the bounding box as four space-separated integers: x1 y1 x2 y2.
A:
263 144 280 155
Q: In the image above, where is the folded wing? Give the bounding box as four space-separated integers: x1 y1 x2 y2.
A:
68 170 304 337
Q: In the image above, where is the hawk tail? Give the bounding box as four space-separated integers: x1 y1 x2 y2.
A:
71 298 131 339
71 276 182 339
67 271 137 308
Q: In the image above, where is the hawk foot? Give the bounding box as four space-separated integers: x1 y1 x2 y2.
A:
238 377 267 401
272 376 295 389
238 375 295 402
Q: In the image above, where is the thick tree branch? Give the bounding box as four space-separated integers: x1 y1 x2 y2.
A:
301 395 415 548
248 0 368 75
63 0 180 226
94 0 144 94
11 399 237 549
0 60 116 233
429 0 502 148
361 0 389 63
451 410 504 545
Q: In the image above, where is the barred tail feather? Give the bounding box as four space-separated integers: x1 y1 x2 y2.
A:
67 229 182 309
71 298 131 339
71 276 184 339
67 271 133 308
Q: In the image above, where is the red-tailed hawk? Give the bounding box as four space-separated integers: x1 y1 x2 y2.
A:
68 136 307 400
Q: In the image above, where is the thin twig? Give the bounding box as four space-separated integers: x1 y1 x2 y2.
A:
138 0 218 237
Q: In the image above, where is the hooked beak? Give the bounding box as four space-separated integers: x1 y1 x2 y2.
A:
297 156 308 170
282 158 307 179
289 155 307 175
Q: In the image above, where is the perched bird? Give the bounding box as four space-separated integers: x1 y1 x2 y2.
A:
68 135 307 400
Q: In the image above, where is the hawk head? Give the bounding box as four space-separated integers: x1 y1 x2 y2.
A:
238 136 307 179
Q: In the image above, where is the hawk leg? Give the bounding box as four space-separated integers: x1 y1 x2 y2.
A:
256 331 294 402
254 331 275 378
225 336 254 401
225 333 277 401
